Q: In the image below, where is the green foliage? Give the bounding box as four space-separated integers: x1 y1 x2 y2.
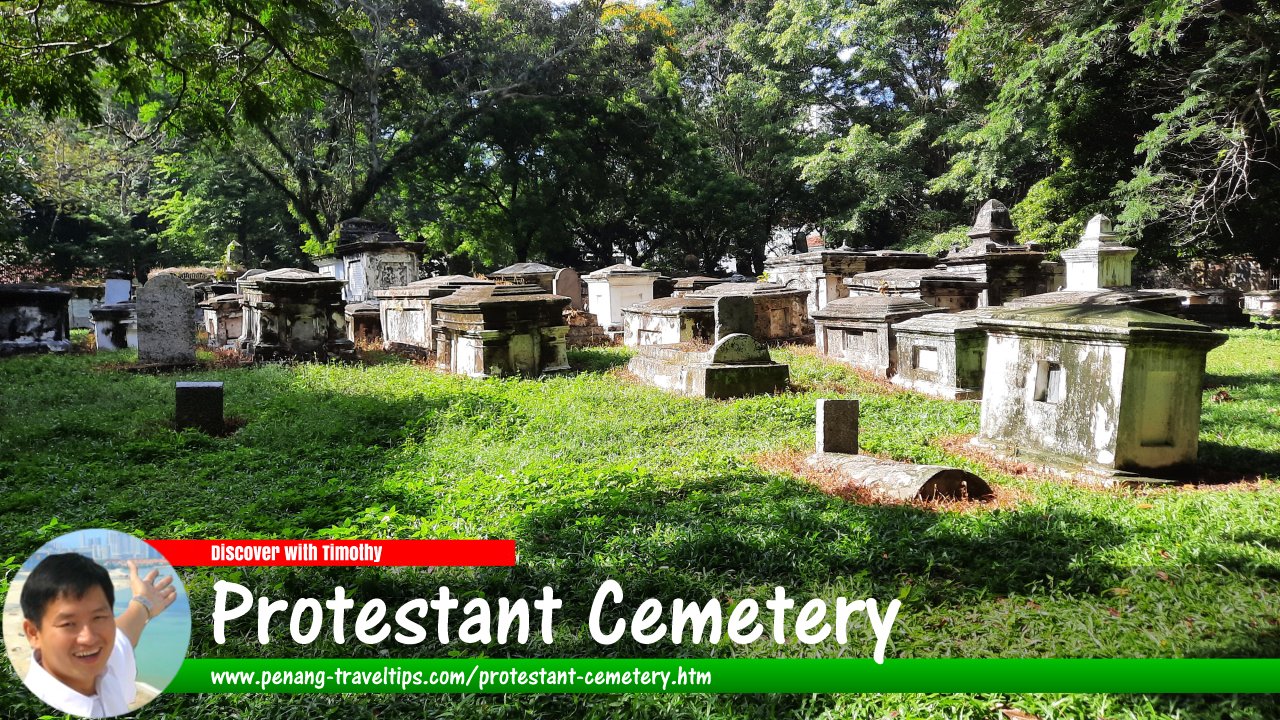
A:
947 0 1280 261
1 334 1279 717
761 0 971 248
6 0 1280 279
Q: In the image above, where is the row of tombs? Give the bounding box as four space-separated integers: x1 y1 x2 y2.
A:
0 203 1261 480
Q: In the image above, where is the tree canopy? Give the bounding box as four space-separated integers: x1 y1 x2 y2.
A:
2 0 1277 280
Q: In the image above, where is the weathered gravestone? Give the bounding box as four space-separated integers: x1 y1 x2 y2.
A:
625 333 790 399
553 267 585 311
137 274 196 364
816 398 859 454
807 398 992 501
714 295 755 341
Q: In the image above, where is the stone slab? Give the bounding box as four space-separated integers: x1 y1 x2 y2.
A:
714 295 755 340
816 399 859 454
806 452 992 501
175 381 224 433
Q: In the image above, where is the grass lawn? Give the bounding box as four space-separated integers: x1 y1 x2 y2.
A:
1 329 1278 719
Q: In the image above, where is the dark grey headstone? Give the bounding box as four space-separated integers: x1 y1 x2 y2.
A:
714 295 754 341
176 381 224 433
816 398 858 455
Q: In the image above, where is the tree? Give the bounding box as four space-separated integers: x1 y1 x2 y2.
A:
0 0 356 127
763 0 969 250
946 0 1280 261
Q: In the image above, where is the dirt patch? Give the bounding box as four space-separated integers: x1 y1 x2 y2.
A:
607 365 644 384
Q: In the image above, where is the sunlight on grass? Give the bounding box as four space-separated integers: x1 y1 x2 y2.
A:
1 332 1278 718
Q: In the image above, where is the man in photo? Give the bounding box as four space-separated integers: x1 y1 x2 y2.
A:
19 552 178 718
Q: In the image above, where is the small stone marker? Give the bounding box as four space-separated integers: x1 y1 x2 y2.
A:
816 398 859 454
714 295 754 341
176 381 224 433
809 397 991 500
137 273 196 364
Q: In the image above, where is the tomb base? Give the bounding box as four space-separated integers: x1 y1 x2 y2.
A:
806 452 991 501
968 435 1181 486
626 334 789 399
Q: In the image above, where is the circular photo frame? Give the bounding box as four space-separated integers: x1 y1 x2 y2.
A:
3 529 191 718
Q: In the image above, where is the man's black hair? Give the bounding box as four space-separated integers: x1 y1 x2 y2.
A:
20 553 115 626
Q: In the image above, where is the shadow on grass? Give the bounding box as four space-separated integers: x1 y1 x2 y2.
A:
1197 442 1280 479
1202 372 1280 394
0 362 492 551
1188 625 1280 659
516 473 1128 614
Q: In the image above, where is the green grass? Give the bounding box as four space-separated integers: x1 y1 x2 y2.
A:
1 332 1278 719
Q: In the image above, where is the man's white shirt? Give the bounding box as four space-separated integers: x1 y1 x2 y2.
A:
23 630 137 718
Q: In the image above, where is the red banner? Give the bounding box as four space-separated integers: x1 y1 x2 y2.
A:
146 539 515 567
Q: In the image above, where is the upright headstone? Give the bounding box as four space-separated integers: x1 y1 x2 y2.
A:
553 267 584 310
175 381 224 434
816 399 859 454
137 273 196 364
714 295 754 341
102 271 133 305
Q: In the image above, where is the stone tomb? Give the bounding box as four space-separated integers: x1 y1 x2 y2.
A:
941 200 1048 306
891 308 997 400
431 285 570 378
63 284 104 330
192 279 238 306
238 268 353 361
200 293 244 349
1061 214 1137 291
1244 290 1280 320
0 285 72 355
806 398 991 501
765 247 937 316
845 267 988 312
488 262 560 293
670 276 723 297
687 282 810 341
91 302 137 351
137 273 197 365
975 304 1226 477
626 333 789 399
375 275 496 356
812 296 945 377
317 218 424 303
91 271 137 351
345 301 382 344
1004 288 1184 315
584 263 660 332
621 296 716 347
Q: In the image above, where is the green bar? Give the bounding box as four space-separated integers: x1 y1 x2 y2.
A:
168 659 1280 694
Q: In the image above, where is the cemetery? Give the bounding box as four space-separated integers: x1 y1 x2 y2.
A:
2 218 1279 719
2 1 1280 718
